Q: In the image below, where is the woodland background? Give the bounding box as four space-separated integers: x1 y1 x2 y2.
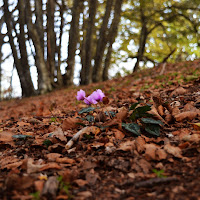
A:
0 0 200 98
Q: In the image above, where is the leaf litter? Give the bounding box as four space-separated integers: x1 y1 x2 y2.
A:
0 60 200 199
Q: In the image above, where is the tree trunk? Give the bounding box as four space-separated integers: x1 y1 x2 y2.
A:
26 0 52 94
103 0 123 81
92 0 113 83
3 0 35 97
56 0 65 86
65 0 83 86
80 0 97 85
47 0 56 85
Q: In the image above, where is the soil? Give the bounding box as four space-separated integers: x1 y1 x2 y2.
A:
0 59 200 200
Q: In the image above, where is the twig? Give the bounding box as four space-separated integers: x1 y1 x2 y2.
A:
135 177 178 188
65 126 88 149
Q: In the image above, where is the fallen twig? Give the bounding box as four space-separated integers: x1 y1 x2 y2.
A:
135 177 179 188
65 126 88 149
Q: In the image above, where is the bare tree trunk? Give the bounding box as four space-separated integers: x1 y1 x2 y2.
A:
56 0 65 86
92 0 113 83
65 0 83 86
3 0 35 97
26 0 52 94
18 0 35 95
103 0 123 81
47 0 56 85
80 0 97 85
35 0 44 54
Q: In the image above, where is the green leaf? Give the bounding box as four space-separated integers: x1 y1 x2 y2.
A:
144 124 160 136
141 118 163 125
130 105 152 120
78 107 95 114
86 115 94 122
43 139 52 147
122 122 140 136
129 102 139 110
75 122 86 127
12 135 33 139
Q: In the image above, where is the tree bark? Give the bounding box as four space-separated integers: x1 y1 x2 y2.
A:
3 0 35 97
65 0 83 86
80 0 97 85
92 0 113 83
103 0 123 81
26 0 52 94
47 0 56 85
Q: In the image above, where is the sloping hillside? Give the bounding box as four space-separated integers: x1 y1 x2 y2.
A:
0 59 200 200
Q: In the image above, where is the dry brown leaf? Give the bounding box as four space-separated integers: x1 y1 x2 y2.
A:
158 105 165 116
135 136 146 153
116 107 128 121
144 143 158 160
171 107 181 117
51 127 67 142
170 87 187 97
164 144 182 158
0 131 15 142
175 111 198 122
62 117 82 131
156 148 168 160
40 163 61 171
34 180 45 193
27 158 45 174
148 105 166 124
56 157 75 164
74 179 88 187
112 128 125 140
46 153 62 162
118 140 135 151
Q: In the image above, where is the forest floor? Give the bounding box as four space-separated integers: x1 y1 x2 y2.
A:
1 59 200 200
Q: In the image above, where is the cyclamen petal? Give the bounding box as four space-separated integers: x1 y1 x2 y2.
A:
84 95 98 105
96 89 105 101
76 89 86 100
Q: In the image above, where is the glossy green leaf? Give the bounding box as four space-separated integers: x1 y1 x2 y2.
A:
122 122 140 136
144 124 160 136
86 115 95 122
78 107 95 114
12 135 33 139
129 102 139 110
141 118 163 125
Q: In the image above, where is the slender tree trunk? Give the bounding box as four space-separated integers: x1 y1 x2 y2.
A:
18 0 35 95
65 0 83 86
3 0 35 97
47 0 56 85
35 0 44 54
92 0 113 82
133 23 148 72
56 0 65 86
26 0 52 94
80 0 97 85
103 0 123 81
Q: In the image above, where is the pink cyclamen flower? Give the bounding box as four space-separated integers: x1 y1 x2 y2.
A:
91 89 105 102
76 89 86 101
84 95 98 105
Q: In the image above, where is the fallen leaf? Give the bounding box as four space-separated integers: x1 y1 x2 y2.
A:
170 87 187 97
51 128 67 142
112 128 125 140
0 131 15 142
156 148 168 160
118 140 135 151
175 111 198 122
27 158 45 174
46 153 62 162
164 144 182 158
74 179 88 187
40 163 62 171
56 157 75 164
62 117 82 131
135 136 146 153
144 144 158 160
